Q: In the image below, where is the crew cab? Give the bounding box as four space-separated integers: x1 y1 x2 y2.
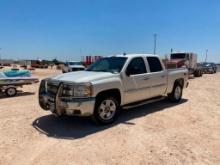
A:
39 54 189 124
62 61 85 73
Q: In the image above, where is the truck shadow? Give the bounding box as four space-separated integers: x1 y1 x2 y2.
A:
32 98 188 140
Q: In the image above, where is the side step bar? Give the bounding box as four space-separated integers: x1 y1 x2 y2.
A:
122 96 165 109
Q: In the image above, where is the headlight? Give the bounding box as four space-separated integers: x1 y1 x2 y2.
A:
62 84 74 96
62 83 92 98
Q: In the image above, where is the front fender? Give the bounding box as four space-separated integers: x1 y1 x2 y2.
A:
91 77 124 105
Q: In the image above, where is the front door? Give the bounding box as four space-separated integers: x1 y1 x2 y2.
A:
123 57 151 104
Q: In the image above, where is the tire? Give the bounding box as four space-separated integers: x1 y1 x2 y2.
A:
213 68 216 73
5 87 17 97
195 70 202 77
199 70 203 77
168 83 183 103
92 96 119 125
194 70 199 77
200 71 203 77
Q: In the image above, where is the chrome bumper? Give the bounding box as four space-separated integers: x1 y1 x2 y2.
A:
60 98 96 116
39 80 96 116
40 94 95 116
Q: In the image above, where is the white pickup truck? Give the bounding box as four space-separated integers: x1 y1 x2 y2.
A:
39 54 188 124
62 61 85 73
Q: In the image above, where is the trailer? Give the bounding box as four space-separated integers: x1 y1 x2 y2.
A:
0 72 39 97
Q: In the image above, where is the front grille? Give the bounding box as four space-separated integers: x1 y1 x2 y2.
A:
47 81 60 97
71 68 84 71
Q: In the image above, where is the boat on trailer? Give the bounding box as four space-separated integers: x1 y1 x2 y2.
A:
0 72 39 97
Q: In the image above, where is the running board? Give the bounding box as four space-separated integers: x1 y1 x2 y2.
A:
122 96 165 109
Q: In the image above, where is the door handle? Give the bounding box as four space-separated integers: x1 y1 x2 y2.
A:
161 75 165 78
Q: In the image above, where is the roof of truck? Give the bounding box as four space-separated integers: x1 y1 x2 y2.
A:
113 53 159 58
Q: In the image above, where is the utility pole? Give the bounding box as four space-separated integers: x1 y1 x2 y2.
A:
153 33 157 54
205 49 208 62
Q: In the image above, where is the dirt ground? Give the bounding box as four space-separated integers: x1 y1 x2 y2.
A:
0 69 220 165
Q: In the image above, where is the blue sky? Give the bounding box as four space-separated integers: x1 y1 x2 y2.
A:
0 0 220 62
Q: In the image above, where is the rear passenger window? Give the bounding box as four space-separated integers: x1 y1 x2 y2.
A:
147 57 163 72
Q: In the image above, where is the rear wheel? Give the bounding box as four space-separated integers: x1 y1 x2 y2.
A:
213 68 217 73
5 87 17 97
194 71 199 77
199 70 203 77
92 96 119 125
168 83 183 103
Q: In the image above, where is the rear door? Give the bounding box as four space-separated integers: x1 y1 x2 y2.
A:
146 57 167 97
123 57 151 104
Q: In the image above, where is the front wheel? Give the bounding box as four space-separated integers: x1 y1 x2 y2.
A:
92 97 119 125
168 83 183 103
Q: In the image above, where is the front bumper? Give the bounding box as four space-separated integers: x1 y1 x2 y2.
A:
38 80 95 117
40 95 95 116
203 68 214 73
62 98 95 116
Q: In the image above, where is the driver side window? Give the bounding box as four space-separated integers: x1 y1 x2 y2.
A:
126 57 147 76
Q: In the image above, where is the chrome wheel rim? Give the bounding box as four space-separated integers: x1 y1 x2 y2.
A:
98 99 116 120
174 86 182 100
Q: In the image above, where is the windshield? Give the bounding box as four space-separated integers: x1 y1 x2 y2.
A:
171 53 188 59
86 57 127 73
68 62 82 65
0 72 6 78
203 63 212 66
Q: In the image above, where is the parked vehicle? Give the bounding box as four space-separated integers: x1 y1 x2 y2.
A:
170 52 203 77
202 62 217 74
31 60 48 69
0 72 39 97
62 61 85 73
39 54 189 125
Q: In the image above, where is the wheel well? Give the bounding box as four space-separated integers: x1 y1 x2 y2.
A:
96 89 121 105
174 78 184 88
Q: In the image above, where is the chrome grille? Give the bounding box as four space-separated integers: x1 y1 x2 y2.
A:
46 81 60 96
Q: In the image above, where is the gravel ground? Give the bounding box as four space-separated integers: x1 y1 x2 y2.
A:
0 69 220 165
217 65 220 72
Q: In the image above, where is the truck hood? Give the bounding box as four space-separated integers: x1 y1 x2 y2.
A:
51 71 118 83
68 65 85 68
